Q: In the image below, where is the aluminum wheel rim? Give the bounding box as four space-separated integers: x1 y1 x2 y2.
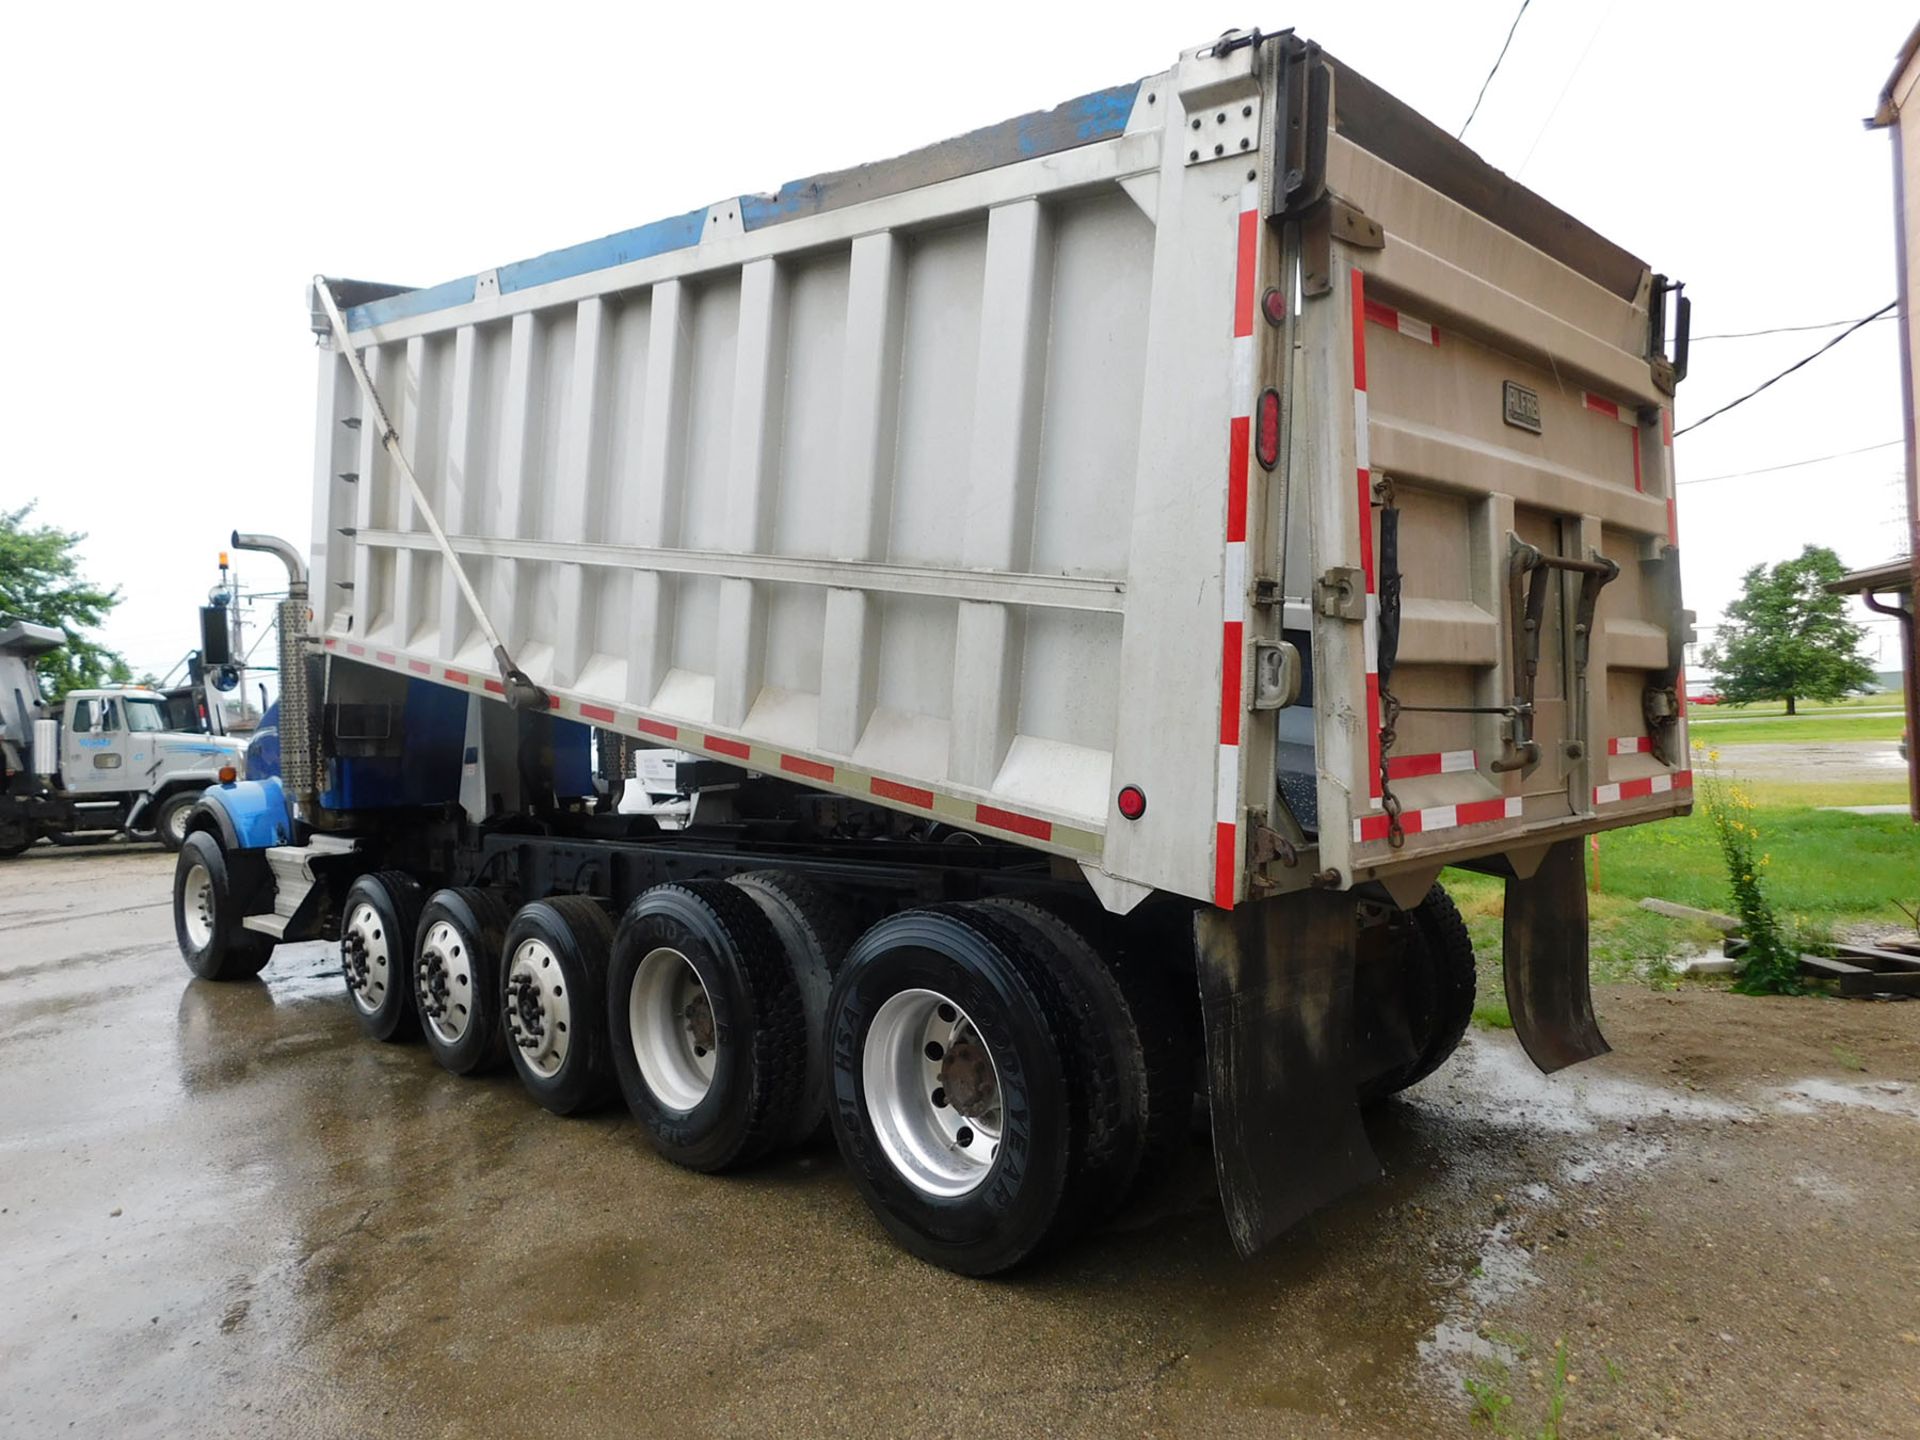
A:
341 901 392 1015
863 988 1004 1198
416 919 477 1046
630 946 717 1111
505 938 571 1079
182 862 215 949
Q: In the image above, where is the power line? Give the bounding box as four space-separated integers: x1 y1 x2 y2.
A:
1677 438 1903 486
1672 300 1897 438
1693 311 1897 342
1457 0 1531 140
1516 1 1616 177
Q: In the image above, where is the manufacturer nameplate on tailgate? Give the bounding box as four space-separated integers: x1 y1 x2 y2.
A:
1503 381 1542 434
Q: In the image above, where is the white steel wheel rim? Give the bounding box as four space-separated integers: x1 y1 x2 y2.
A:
506 938 571 1079
164 802 190 846
342 901 392 1015
182 863 215 949
863 988 1004 1198
417 920 477 1045
630 947 718 1111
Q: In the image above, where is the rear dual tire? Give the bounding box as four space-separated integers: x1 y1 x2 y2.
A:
829 905 1086 1276
502 897 618 1115
414 887 514 1076
609 880 808 1171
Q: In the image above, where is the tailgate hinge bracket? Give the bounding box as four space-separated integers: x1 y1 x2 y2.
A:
1300 198 1384 298
1497 535 1618 775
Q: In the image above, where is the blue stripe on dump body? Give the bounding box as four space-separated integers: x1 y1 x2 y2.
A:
338 78 1142 334
344 274 480 332
497 206 708 296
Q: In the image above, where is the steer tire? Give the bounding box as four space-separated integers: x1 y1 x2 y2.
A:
610 881 807 1171
502 896 617 1116
1357 884 1477 1103
154 790 198 853
414 888 515 1077
174 831 271 982
828 905 1080 1275
340 871 425 1042
728 869 857 1147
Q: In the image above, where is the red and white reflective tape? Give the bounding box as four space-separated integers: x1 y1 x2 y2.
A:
1364 297 1439 346
317 635 1099 856
1351 268 1383 817
1215 185 1260 909
1582 391 1645 493
1355 794 1520 844
1386 748 1478 780
1581 392 1636 425
1595 771 1693 806
1607 735 1652 756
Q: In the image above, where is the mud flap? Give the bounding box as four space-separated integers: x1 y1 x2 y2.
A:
1194 892 1380 1256
1502 838 1610 1073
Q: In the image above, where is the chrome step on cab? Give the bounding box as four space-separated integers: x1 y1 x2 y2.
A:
241 834 358 938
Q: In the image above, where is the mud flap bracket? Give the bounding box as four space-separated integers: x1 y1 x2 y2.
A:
1501 837 1610 1073
1194 892 1381 1256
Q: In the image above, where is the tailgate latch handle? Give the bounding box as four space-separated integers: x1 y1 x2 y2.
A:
1498 537 1619 776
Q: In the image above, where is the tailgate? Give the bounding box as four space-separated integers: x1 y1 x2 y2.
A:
1271 47 1692 893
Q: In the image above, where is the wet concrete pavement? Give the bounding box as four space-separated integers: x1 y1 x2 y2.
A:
3 847 1917 1438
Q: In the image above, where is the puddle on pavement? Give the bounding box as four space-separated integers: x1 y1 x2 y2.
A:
1769 1076 1919 1120
1403 1035 1746 1398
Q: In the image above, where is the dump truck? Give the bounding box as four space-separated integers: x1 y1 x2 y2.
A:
1 617 247 854
172 29 1694 1273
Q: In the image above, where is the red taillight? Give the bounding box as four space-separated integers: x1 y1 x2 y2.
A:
1260 286 1286 328
1116 785 1147 821
1255 387 1280 470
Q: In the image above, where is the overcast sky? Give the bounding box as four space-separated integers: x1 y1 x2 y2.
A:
2 0 1912 682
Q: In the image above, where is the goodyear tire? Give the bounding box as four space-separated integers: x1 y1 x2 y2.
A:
340 871 424 1042
174 831 271 982
414 887 515 1076
609 881 806 1171
502 896 617 1115
828 906 1078 1275
1357 884 1477 1102
727 870 857 1147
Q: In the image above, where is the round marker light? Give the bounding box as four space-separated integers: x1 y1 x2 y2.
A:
1260 286 1287 328
217 764 237 785
1116 785 1147 821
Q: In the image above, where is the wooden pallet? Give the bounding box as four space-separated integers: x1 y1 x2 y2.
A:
1800 942 1920 997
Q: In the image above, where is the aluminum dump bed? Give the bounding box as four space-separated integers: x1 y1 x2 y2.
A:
312 32 1689 912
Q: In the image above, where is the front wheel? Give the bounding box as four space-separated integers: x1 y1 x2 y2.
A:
154 791 198 852
174 832 270 981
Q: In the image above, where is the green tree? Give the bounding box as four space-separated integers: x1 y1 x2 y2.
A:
1702 545 1874 714
0 504 130 698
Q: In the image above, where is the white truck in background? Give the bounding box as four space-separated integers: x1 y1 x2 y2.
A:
172 29 1694 1273
0 617 247 854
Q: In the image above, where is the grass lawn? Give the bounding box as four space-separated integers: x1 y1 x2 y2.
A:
1693 694 1898 717
1445 778 1920 1027
1687 711 1905 745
